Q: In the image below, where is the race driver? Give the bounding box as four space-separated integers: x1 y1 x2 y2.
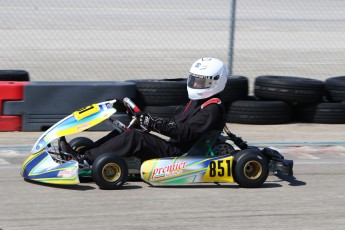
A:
59 57 228 164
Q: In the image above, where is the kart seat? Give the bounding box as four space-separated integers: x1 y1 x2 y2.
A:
183 130 221 157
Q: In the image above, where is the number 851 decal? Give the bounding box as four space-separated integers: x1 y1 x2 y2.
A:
202 157 234 183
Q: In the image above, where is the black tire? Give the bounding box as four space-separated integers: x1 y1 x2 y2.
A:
143 106 182 119
212 142 235 156
227 100 292 124
129 79 189 106
295 102 345 124
232 149 269 188
92 153 128 190
255 75 325 103
325 76 345 102
0 70 30 81
69 137 95 154
221 76 249 103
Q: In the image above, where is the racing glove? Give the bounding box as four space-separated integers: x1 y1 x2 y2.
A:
139 113 164 132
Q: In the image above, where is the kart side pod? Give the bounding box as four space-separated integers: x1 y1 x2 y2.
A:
141 155 235 185
140 149 270 188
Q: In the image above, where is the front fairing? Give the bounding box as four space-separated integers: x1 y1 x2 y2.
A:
31 100 116 153
21 150 79 185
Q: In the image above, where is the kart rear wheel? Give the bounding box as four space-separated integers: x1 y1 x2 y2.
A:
69 137 94 154
233 149 269 188
92 153 128 190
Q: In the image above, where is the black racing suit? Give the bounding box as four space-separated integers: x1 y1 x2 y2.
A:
84 96 226 163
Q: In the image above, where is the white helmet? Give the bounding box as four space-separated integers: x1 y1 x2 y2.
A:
187 57 227 100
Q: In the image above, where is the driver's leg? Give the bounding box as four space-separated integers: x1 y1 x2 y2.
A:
93 129 121 148
84 129 182 164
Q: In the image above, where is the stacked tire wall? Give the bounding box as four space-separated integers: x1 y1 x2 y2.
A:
227 75 345 124
1 69 345 131
130 75 345 125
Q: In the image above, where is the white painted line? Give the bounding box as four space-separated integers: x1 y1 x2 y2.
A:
0 165 21 169
299 153 320 160
0 150 21 157
295 161 345 165
281 151 321 160
0 158 10 165
338 153 345 158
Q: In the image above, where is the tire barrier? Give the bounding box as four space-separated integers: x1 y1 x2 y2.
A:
128 79 189 106
143 106 182 119
254 75 325 104
3 81 136 131
0 81 29 131
226 99 292 124
221 76 248 103
295 102 345 124
130 76 249 106
1 74 345 131
0 70 30 81
13 113 131 131
325 76 345 102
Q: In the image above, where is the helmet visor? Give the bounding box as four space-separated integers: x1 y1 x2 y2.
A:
188 74 215 89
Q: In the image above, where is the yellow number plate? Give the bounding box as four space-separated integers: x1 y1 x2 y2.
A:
203 157 234 183
73 104 101 121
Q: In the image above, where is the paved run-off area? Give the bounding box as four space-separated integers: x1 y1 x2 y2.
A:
1 123 345 230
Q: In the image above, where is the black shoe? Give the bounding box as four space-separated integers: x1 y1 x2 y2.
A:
58 136 85 165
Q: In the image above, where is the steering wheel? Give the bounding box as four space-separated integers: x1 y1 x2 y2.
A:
123 97 142 116
123 98 149 131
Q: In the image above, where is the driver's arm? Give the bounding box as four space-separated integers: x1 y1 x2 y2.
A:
152 104 224 142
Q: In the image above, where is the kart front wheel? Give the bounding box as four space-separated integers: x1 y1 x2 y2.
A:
92 153 128 190
233 149 269 188
69 137 95 154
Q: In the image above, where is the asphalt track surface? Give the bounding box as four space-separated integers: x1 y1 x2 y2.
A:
1 124 345 230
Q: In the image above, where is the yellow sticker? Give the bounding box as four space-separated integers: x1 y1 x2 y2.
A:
73 104 100 121
202 157 234 183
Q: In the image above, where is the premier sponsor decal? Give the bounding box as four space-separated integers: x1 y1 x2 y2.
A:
152 161 187 180
77 123 91 131
57 170 74 178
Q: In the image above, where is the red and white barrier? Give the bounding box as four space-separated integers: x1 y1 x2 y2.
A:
0 81 29 131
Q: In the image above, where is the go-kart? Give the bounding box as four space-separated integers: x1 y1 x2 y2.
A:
21 98 293 189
